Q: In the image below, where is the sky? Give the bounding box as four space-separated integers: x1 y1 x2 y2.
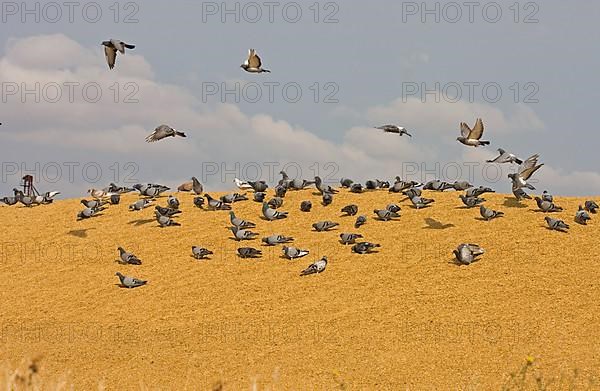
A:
1 0 599 197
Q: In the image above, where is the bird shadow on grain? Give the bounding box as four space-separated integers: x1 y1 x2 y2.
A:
423 218 455 230
503 197 528 208
67 228 95 238
127 219 155 226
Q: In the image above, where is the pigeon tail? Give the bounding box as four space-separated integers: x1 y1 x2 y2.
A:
175 131 187 138
514 158 523 165
480 141 491 146
124 43 135 49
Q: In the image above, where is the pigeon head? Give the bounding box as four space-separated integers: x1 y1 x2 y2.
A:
117 247 125 254
101 40 111 47
115 272 123 277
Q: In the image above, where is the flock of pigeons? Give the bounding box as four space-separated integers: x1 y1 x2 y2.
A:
0 41 598 288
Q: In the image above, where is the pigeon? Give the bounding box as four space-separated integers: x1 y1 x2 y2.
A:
410 195 435 209
312 221 339 232
262 202 288 220
479 205 504 221
88 188 112 199
129 199 153 211
104 183 134 194
513 187 532 201
545 216 569 232
365 180 378 190
177 181 193 192
339 233 363 245
300 200 312 212
322 192 333 206
350 183 363 193
191 177 204 195
102 39 135 69
274 184 288 198
377 180 390 189
81 199 107 209
300 256 328 276
204 194 232 210
253 192 267 203
457 118 490 147
155 211 181 227
241 49 271 73
133 184 170 198
237 247 262 258
314 176 338 194
248 181 269 193
42 191 61 203
282 246 310 260
541 191 553 203
230 226 259 241
268 197 284 209
234 178 253 190
375 125 412 137
192 246 213 260
341 204 358 216
77 206 105 220
145 125 187 143
355 215 367 228
423 180 453 192
230 211 256 229
115 272 147 288
374 209 400 221
486 148 523 165
262 235 294 246
220 193 248 204
459 195 485 208
193 196 205 208
386 204 401 213
2 196 17 206
167 195 180 209
452 181 473 191
575 206 592 225
509 154 543 191
390 178 421 193
352 242 381 254
155 205 182 217
534 197 563 213
117 247 142 265
340 178 354 188
402 188 422 199
465 186 495 198
585 201 599 214
453 244 485 265
109 194 120 205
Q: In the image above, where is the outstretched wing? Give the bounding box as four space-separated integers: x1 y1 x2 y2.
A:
521 163 543 180
469 118 484 140
104 47 117 69
248 49 262 68
460 122 472 138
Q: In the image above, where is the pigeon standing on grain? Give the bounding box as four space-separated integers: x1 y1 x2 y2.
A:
453 244 485 265
341 204 359 216
167 195 180 209
145 125 187 143
268 197 284 209
81 199 107 209
509 155 544 191
282 246 310 260
545 216 569 232
102 39 135 69
240 49 271 73
109 194 120 205
238 247 262 259
204 194 232 210
486 148 523 165
133 184 170 198
352 242 381 254
457 118 490 147
129 199 153 211
253 192 267 203
322 192 333 206
230 211 256 229
247 181 268 193
230 226 259 241
220 193 248 204
386 204 402 213
192 246 213 260
191 177 204 195
340 178 354 188
312 221 339 232
423 180 453 192
300 200 312 212
300 256 328 276
403 188 422 199
340 233 363 245
459 195 486 208
350 183 364 193
374 209 400 221
466 186 494 198
178 181 193 192
115 272 147 288
375 125 412 137
193 196 205 208
452 181 473 191
575 206 592 225
77 206 105 220
262 235 294 246
355 215 367 228
262 202 288 220
513 187 532 201
117 247 142 265
585 201 599 214
410 195 435 209
155 211 181 227
314 177 338 194
534 197 563 213
541 191 553 203
365 180 378 190
275 184 287 198
479 205 504 221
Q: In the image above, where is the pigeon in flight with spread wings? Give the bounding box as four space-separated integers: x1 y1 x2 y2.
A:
102 39 135 70
486 148 523 165
145 125 187 143
375 125 412 137
457 118 490 147
241 49 271 73
508 154 543 191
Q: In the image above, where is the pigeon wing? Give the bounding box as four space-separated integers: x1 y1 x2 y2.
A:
460 122 472 138
469 118 484 140
520 163 543 180
104 46 117 69
248 49 262 68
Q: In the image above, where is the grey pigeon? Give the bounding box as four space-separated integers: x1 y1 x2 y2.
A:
340 178 354 188
229 211 256 229
424 180 453 192
457 118 490 147
238 247 262 259
129 199 153 211
314 176 338 194
459 195 485 208
262 202 288 220
230 226 259 241
545 216 569 232
452 181 473 191
268 197 284 209
341 204 358 216
104 183 134 194
282 246 310 260
575 206 591 225
155 211 181 227
509 155 543 191
262 235 294 246
145 124 187 142
486 148 523 165
192 246 213 259
377 180 390 189
115 272 146 288
193 196 205 208
155 205 182 217
77 206 105 220
312 221 339 232
513 187 532 201
322 192 333 206
274 184 288 198
117 247 142 265
410 195 435 209
253 192 267 202
585 201 599 214
466 186 494 198
300 200 312 212
350 183 363 193
541 191 553 203
248 181 268 193
386 204 401 213
390 178 420 193
279 171 314 190
2 196 17 206
191 177 204 195
453 244 485 265
352 242 381 254
402 188 422 199
167 195 180 209
102 39 135 70
81 199 107 209
110 194 120 205
300 256 328 276
220 193 248 204
479 205 504 221
365 180 378 190
133 184 170 198
534 197 563 213
374 209 400 221
355 215 367 228
340 233 363 245
375 125 412 137
204 194 232 210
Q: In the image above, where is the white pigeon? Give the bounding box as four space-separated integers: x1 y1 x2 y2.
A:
234 178 253 190
240 49 271 73
102 39 135 70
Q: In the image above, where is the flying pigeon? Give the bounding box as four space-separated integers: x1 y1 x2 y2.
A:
117 247 142 265
459 195 485 208
262 202 288 220
129 199 153 211
145 125 187 143
341 204 359 216
375 125 412 137
534 197 563 213
339 233 363 245
241 49 271 73
300 200 312 212
300 256 328 276
262 235 294 246
575 206 592 225
457 118 490 147
479 205 504 221
155 211 181 227
355 215 367 228
486 148 523 165
312 221 339 232
585 200 599 214
453 244 485 265
230 226 259 241
192 246 213 260
374 209 400 221
352 242 381 254
509 155 543 191
545 216 569 232
102 39 135 70
238 247 262 258
115 272 147 288
282 246 310 260
230 211 256 229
